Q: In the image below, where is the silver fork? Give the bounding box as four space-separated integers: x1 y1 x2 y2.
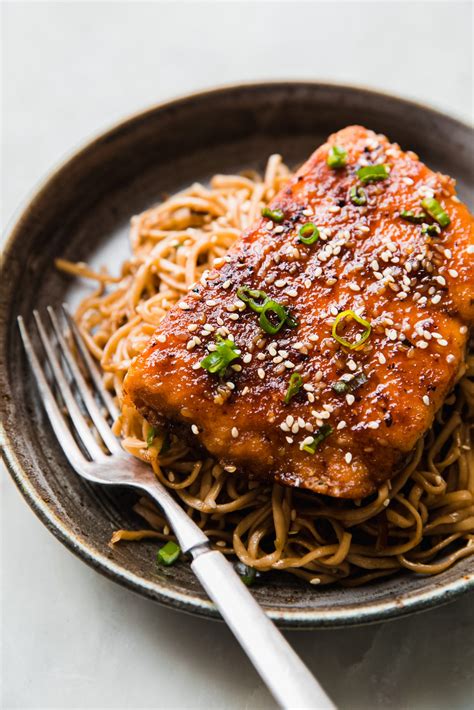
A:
18 306 335 710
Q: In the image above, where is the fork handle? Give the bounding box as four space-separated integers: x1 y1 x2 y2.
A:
191 548 335 709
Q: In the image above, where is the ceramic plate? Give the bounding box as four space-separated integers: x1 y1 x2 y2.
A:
1 82 473 628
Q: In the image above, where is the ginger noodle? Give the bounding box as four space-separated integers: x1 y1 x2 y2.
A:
58 155 474 586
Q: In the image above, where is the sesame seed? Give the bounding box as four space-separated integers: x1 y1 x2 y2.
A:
460 325 468 334
337 420 347 430
302 208 312 217
286 415 294 427
287 289 298 297
192 362 201 370
257 368 265 380
186 340 196 351
467 245 474 255
225 465 237 472
243 353 252 363
309 334 319 343
301 436 314 448
347 359 357 372
284 360 295 369
157 334 167 343
447 354 456 364
241 386 249 395
307 392 315 403
280 422 290 432
206 299 217 306
378 352 386 365
178 301 190 310
444 248 453 258
188 324 198 332
367 421 380 429
345 452 353 464
314 267 323 277
256 352 266 361
438 339 448 347
329 205 340 213
416 340 429 349
231 427 239 438
273 225 284 233
448 269 459 278
226 381 235 390
387 329 398 341
275 279 286 288
310 578 321 585
422 395 430 406
304 278 312 288
291 423 300 434
346 393 355 405
286 437 294 444
431 294 442 305
222 280 231 289
191 424 199 435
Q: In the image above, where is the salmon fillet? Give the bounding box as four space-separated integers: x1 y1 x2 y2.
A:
124 126 474 499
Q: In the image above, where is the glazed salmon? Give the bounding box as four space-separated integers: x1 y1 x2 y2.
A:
125 126 474 499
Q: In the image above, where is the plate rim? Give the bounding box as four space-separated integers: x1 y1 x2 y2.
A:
1 80 473 629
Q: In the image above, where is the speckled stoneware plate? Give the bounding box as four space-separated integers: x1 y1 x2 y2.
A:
1 82 473 628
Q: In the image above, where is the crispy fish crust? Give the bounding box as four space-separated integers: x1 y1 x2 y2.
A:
125 126 474 498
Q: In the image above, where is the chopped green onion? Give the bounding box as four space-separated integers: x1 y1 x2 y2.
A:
399 210 427 224
331 381 350 394
356 164 390 183
331 371 368 395
302 424 333 454
349 186 367 206
421 197 450 227
200 336 239 376
284 373 303 404
234 561 257 586
298 222 320 245
327 145 347 169
157 541 181 566
332 310 372 350
421 222 441 237
259 300 297 335
261 207 284 223
236 286 268 312
146 427 156 448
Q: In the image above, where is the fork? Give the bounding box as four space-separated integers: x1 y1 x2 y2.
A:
18 305 335 710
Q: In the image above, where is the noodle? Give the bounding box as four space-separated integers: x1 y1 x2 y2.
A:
59 155 474 585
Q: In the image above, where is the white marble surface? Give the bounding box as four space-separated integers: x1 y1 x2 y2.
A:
1 2 473 708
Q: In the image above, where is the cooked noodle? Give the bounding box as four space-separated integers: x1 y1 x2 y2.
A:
58 155 474 585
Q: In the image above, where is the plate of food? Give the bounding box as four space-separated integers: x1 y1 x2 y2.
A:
1 82 473 628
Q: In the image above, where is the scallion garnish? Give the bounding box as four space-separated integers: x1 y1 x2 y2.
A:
146 427 156 448
356 164 390 183
200 335 239 376
157 541 181 566
236 286 268 312
332 310 372 350
259 300 297 335
349 186 367 206
234 561 257 586
399 210 427 224
327 145 347 169
261 207 285 223
331 371 368 395
298 222 320 245
284 372 303 404
302 424 333 454
420 197 450 227
421 222 441 237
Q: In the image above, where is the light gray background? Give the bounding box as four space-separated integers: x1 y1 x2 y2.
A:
1 2 473 709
